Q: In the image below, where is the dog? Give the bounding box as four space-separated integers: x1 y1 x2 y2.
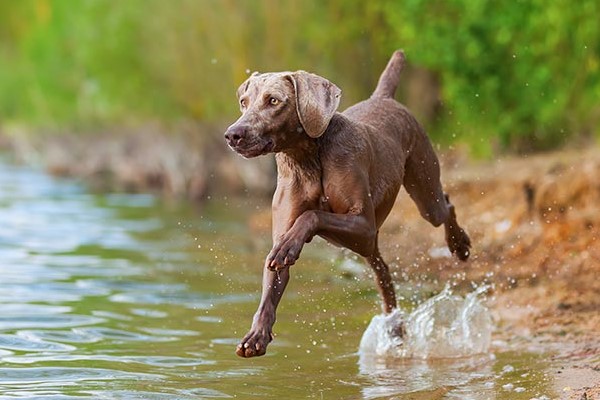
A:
224 50 471 358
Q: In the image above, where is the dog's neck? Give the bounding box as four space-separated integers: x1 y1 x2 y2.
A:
275 113 349 183
275 138 320 182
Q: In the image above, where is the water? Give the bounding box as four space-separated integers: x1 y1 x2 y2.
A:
359 285 492 359
0 160 558 399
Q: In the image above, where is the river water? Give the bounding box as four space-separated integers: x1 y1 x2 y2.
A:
0 160 557 399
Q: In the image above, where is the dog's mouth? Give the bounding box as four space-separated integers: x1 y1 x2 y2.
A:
229 139 274 158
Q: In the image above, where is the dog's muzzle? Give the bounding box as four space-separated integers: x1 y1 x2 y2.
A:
224 125 274 158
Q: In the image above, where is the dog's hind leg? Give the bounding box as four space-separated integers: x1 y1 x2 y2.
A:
442 194 471 261
403 131 471 261
365 240 397 314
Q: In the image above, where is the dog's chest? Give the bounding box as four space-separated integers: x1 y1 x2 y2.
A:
301 180 331 212
317 193 333 212
273 175 325 212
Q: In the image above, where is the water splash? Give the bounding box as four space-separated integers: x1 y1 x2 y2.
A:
359 285 492 359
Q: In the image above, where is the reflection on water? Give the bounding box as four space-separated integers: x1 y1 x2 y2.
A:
0 161 557 399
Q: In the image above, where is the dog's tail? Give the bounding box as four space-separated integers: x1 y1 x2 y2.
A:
371 50 406 99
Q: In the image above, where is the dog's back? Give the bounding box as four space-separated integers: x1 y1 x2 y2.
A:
342 49 425 152
331 51 443 229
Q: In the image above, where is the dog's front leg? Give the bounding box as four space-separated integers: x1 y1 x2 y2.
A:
267 209 397 314
268 208 378 269
236 260 289 358
236 188 305 358
237 209 319 357
266 211 318 270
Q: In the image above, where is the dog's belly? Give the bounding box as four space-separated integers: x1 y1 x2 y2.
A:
373 182 402 228
317 232 345 249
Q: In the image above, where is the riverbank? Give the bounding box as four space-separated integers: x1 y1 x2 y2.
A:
384 149 600 398
0 125 275 200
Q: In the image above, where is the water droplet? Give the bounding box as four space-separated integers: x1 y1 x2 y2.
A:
502 364 515 373
502 383 514 391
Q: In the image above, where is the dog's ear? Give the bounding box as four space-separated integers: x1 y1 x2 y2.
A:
288 71 341 138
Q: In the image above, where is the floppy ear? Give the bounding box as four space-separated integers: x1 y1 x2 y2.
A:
288 71 341 138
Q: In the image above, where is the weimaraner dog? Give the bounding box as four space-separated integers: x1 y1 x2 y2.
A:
224 50 471 358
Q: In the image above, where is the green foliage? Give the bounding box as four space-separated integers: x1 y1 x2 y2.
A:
0 0 179 127
0 0 598 154
380 0 600 153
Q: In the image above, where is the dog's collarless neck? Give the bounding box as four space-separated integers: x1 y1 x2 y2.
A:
275 146 321 184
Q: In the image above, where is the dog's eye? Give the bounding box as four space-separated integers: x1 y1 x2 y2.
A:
240 99 247 108
269 97 279 106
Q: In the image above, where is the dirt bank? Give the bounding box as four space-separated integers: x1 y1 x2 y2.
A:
378 149 600 398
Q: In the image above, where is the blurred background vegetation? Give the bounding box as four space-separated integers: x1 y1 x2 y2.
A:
0 0 599 156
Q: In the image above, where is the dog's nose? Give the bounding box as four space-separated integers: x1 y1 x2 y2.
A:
224 125 247 147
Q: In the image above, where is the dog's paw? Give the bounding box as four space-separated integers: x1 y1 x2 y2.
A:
267 236 304 270
446 226 471 261
236 328 273 358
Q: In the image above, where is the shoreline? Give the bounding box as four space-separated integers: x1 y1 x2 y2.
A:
0 125 276 201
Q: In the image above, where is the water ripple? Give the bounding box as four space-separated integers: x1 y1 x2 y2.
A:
2 353 214 367
0 334 76 352
77 327 177 343
0 314 104 330
0 366 162 385
16 329 103 344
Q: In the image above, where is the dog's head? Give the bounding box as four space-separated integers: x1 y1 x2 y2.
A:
224 71 341 158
